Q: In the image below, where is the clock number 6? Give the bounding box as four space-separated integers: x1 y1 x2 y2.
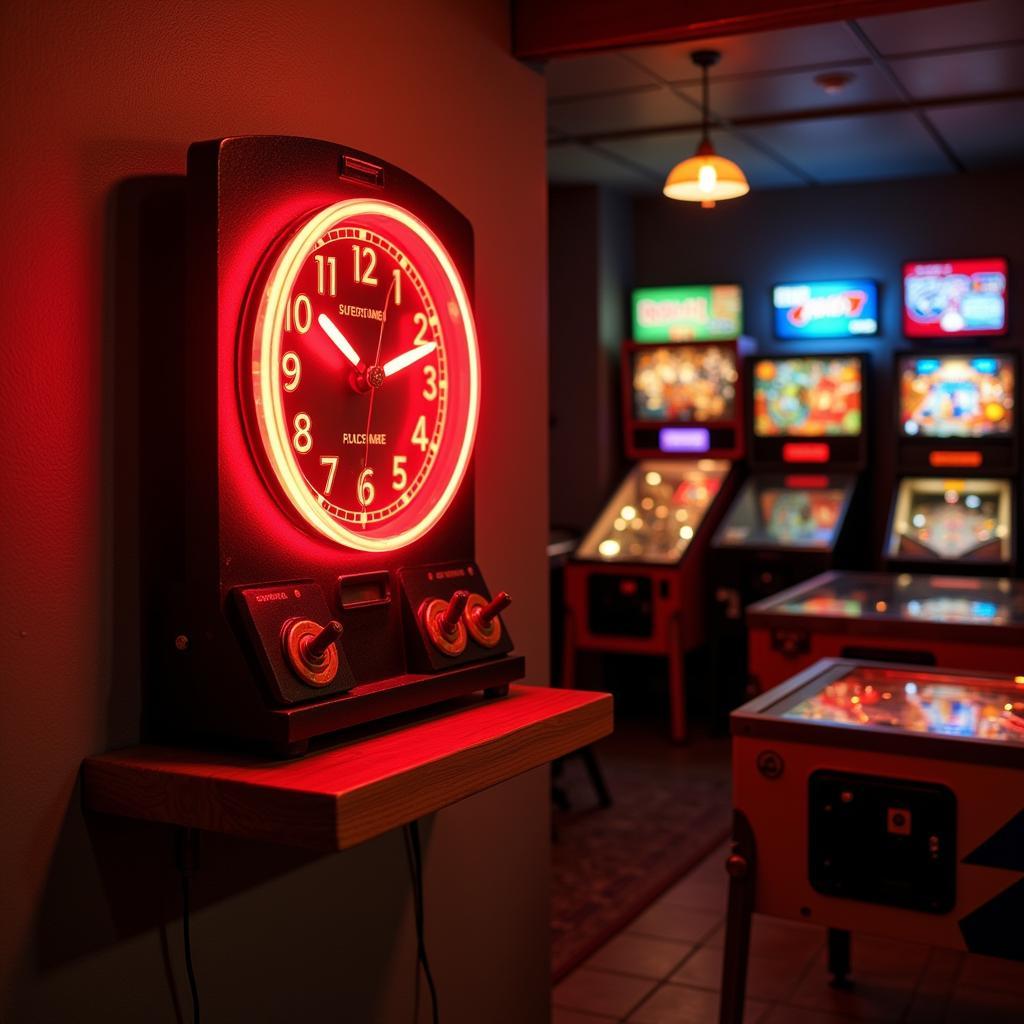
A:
358 467 375 508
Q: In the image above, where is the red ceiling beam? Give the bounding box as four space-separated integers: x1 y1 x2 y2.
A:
513 0 969 60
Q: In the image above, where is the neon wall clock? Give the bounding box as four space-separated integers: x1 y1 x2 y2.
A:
140 137 519 754
247 199 480 551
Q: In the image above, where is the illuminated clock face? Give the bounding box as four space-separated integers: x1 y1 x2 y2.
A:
247 200 479 551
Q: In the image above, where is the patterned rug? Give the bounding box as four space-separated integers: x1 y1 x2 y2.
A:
551 725 732 980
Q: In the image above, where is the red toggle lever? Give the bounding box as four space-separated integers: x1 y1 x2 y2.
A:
441 591 470 636
304 620 343 662
475 592 511 627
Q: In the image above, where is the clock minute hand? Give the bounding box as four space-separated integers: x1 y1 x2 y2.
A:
382 342 437 379
317 313 363 369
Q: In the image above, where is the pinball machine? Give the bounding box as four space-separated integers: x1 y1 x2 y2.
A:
885 352 1017 574
563 338 744 741
711 354 868 706
746 571 1024 692
720 656 1024 1024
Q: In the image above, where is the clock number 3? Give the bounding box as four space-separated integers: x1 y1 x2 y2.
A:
422 364 438 401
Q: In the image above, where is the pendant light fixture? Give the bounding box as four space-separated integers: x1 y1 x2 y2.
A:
664 50 749 208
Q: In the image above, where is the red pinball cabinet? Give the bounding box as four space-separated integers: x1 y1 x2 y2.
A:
719 657 1024 1024
746 570 1024 692
563 340 744 741
885 352 1018 575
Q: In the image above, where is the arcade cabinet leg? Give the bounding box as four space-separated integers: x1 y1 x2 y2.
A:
719 811 755 1024
827 928 852 988
669 613 686 743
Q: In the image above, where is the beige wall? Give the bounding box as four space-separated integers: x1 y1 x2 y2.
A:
0 1 550 1020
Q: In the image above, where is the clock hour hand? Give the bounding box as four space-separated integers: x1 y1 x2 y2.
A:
382 342 437 379
317 313 363 369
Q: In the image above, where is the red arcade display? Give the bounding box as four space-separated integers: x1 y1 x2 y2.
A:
564 340 743 741
886 353 1017 573
903 258 1008 338
143 136 520 753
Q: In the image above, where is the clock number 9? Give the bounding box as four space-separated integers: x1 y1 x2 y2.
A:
357 467 375 508
282 352 301 391
292 412 312 453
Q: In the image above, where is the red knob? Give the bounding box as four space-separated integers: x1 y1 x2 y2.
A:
304 620 343 662
475 591 511 627
441 591 470 635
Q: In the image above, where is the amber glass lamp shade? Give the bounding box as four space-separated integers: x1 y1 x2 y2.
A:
663 139 750 208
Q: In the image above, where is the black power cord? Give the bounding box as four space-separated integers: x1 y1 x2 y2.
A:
175 828 201 1024
404 820 439 1024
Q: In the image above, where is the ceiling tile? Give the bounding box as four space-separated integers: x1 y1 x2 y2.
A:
547 141 657 189
857 0 1024 56
743 111 952 183
544 52 659 99
599 130 807 190
890 44 1024 100
548 85 693 137
623 22 865 81
671 64 901 121
927 97 1024 167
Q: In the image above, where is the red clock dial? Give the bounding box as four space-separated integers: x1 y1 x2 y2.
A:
246 200 479 551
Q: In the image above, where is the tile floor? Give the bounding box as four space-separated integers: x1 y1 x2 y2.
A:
553 843 1024 1023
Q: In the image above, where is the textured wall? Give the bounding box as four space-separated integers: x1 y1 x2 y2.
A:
0 2 550 1021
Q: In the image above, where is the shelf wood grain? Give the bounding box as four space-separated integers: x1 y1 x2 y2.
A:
82 685 612 850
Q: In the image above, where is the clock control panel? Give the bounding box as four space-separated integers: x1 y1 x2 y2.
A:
400 562 514 672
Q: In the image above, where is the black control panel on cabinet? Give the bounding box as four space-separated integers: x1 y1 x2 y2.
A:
399 561 514 673
234 581 357 704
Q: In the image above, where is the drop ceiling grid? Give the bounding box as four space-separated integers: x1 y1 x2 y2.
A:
545 2 1024 190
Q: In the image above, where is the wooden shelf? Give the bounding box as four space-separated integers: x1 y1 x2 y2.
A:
82 685 612 851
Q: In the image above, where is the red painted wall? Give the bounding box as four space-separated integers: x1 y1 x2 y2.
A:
0 2 550 1020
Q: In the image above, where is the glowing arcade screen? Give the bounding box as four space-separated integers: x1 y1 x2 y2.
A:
898 356 1015 438
631 285 742 342
903 258 1008 337
752 357 864 438
772 280 878 339
632 344 738 424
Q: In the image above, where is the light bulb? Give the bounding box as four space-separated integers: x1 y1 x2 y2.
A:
698 162 717 193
